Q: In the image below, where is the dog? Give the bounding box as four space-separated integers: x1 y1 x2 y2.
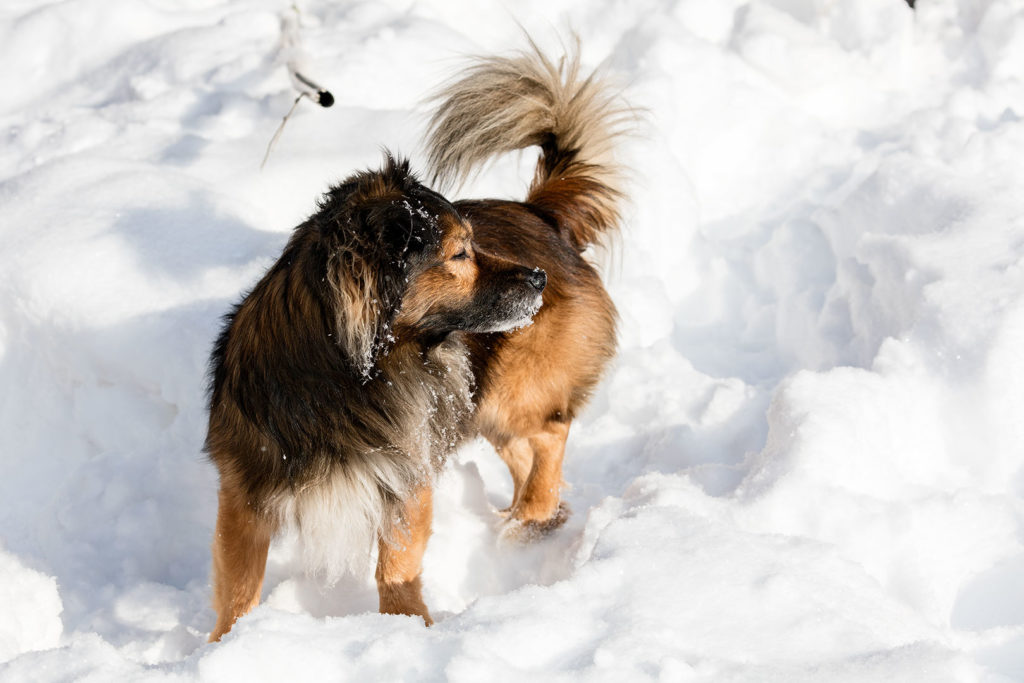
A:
205 42 628 642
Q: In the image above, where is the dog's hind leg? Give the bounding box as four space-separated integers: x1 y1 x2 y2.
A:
376 485 434 626
503 420 571 537
495 437 533 513
208 482 273 642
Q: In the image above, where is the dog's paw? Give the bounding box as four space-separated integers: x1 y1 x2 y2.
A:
498 502 570 544
378 578 433 626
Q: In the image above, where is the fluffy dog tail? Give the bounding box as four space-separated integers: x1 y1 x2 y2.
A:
425 41 631 250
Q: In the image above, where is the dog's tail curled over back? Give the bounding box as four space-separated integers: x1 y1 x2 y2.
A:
425 39 632 251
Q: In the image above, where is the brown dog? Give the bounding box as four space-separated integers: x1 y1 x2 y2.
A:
205 43 627 641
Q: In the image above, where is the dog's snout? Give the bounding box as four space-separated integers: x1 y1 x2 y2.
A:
526 268 547 292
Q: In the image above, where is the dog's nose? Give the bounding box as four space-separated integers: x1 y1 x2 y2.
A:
526 268 547 292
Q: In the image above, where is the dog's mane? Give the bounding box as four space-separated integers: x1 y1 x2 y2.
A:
206 156 472 508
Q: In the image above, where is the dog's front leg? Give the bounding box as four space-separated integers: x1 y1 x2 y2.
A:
208 482 273 642
376 485 434 626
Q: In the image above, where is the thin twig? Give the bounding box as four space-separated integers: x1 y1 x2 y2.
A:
260 4 335 170
261 93 308 170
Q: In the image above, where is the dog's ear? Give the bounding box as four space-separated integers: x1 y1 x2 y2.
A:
327 219 415 378
326 247 391 376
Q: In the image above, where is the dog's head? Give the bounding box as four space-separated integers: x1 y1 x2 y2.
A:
318 155 544 374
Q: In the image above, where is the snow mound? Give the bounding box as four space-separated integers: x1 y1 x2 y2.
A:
0 547 62 664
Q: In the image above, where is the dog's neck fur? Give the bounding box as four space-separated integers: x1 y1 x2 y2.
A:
366 333 475 474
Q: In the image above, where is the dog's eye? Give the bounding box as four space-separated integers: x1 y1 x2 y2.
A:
451 249 469 261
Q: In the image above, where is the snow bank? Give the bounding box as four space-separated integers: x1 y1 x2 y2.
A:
0 547 62 664
1 0 1023 680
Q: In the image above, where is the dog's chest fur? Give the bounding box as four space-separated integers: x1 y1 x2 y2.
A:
271 335 474 579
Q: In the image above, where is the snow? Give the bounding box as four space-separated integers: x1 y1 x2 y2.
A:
1 0 1023 680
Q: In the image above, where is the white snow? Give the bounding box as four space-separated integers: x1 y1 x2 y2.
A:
2 0 1024 680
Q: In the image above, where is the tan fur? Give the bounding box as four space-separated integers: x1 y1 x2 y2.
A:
428 43 628 536
472 271 616 531
375 486 434 624
208 482 274 642
421 44 622 540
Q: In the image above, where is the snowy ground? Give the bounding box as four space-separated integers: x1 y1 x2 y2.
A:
2 0 1023 680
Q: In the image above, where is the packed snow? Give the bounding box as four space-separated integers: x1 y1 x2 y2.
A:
2 0 1024 680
